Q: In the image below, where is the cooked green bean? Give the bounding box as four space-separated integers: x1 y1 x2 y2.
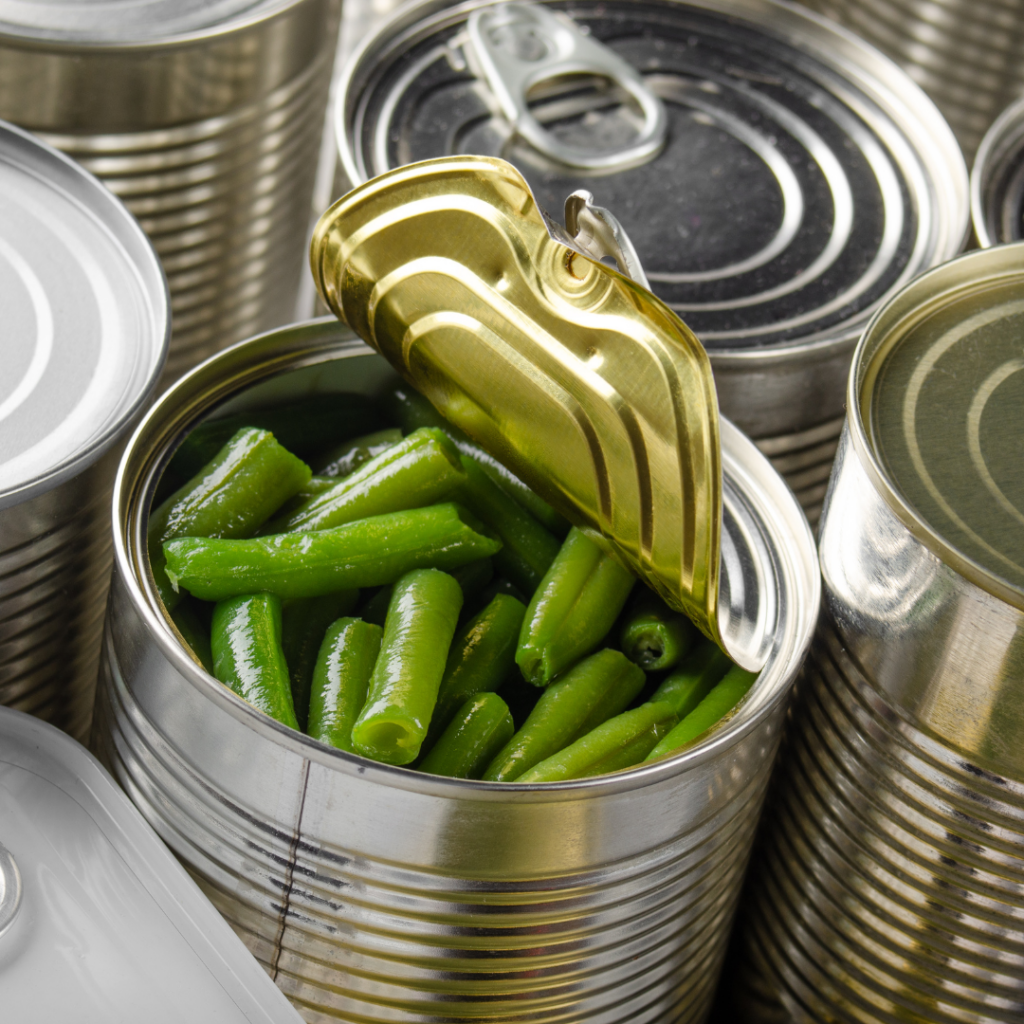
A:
149 427 311 609
645 665 759 761
449 557 494 612
170 600 213 673
317 428 402 477
517 701 678 783
516 529 635 686
357 585 394 627
419 693 515 779
164 503 502 602
168 393 384 479
483 648 644 782
649 640 732 719
211 593 298 728
281 590 359 729
619 590 696 671
306 617 383 752
351 569 464 765
267 427 465 534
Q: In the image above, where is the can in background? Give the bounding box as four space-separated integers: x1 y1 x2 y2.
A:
0 120 168 742
93 318 819 1023
0 0 341 382
332 0 968 525
733 243 1024 1022
972 94 1024 246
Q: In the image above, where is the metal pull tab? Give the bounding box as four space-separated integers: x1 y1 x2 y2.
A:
564 190 651 290
0 842 22 936
465 2 667 171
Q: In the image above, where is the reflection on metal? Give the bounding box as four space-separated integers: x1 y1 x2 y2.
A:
564 189 651 290
972 94 1024 247
0 841 21 937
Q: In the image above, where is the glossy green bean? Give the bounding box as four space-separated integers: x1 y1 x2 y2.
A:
483 648 644 782
517 529 635 686
619 590 696 671
149 427 311 608
281 590 360 729
211 593 298 728
316 428 402 477
169 600 213 673
419 693 515 779
648 640 732 719
351 569 464 765
306 617 383 752
357 585 394 627
645 665 759 761
164 503 502 602
517 701 678 783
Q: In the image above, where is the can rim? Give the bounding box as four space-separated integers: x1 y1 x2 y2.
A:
112 316 819 800
970 94 1024 249
846 242 1024 613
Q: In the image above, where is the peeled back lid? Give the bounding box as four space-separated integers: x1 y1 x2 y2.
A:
336 0 967 352
0 120 168 509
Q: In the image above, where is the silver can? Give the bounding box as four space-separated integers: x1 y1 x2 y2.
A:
93 317 819 1023
332 0 968 524
0 0 341 381
0 120 168 742
972 94 1024 247
733 243 1024 1022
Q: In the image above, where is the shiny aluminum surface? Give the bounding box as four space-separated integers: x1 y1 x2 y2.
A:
733 244 1024 1022
94 317 819 1023
972 95 1024 247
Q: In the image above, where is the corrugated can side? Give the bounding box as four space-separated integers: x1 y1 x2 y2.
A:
93 318 819 1023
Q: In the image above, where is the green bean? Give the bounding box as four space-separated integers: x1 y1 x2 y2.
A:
164 503 502 602
306 617 383 752
281 590 360 729
317 428 402 477
483 648 644 782
168 393 384 479
619 590 696 671
649 640 732 719
450 557 494 610
455 455 560 595
517 701 678 783
357 585 394 627
419 693 515 779
425 594 526 749
170 600 213 673
382 385 570 537
645 665 759 761
351 569 464 765
149 427 311 609
211 593 298 729
516 529 635 686
267 427 465 534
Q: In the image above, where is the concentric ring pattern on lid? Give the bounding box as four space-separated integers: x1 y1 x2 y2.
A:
0 121 168 509
339 0 966 352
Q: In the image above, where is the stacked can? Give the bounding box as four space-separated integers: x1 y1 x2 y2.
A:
0 121 168 742
734 244 1024 1022
0 0 340 381
332 0 968 524
972 95 1024 246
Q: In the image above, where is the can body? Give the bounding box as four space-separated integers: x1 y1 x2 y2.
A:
972 94 1024 247
733 245 1024 1022
93 318 818 1023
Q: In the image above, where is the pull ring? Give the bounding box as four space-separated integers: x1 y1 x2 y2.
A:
465 2 667 171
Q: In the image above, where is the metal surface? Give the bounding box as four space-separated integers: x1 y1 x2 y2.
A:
0 0 341 381
972 94 1024 247
0 841 21 938
733 244 1024 1022
94 317 819 1023
0 121 168 742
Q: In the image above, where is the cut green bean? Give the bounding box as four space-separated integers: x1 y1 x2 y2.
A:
211 593 298 729
317 428 402 477
619 590 696 671
267 427 465 534
517 529 635 686
170 600 213 673
483 648 644 782
150 427 311 608
164 503 502 602
449 557 494 611
518 701 678 783
168 393 384 479
358 585 394 627
351 569 464 765
645 665 759 761
649 640 732 719
281 590 359 729
419 693 515 779
307 617 383 752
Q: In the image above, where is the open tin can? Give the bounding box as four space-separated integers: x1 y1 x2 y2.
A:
972 94 1024 247
733 243 1024 1022
332 0 968 523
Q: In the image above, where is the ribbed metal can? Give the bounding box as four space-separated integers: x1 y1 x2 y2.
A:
972 94 1024 247
0 120 168 743
0 0 341 382
732 243 1024 1022
332 0 968 525
92 317 819 1023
